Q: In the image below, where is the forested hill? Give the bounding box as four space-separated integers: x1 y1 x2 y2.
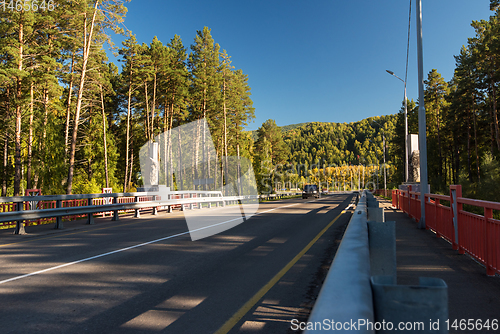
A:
251 115 398 167
250 122 307 141
280 123 309 133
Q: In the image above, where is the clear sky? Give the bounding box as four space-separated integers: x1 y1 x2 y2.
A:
108 0 493 131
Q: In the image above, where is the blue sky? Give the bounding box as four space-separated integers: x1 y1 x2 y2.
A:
108 0 493 131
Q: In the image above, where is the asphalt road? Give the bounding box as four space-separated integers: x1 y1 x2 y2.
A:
0 193 354 334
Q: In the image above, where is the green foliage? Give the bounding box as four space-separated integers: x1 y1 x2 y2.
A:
418 2 500 196
383 2 500 198
461 153 500 203
3 1 500 200
282 117 396 169
251 117 397 193
253 120 289 193
73 173 107 195
0 10 255 197
279 123 309 133
424 69 450 189
255 119 289 164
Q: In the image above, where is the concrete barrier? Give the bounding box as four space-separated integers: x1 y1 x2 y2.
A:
305 190 448 333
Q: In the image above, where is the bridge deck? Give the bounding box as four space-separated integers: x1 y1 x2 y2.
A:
378 198 500 332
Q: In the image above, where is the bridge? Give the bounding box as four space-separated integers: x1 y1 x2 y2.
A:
1 189 500 333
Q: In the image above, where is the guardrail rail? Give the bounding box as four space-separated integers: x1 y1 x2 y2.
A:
306 190 448 334
0 190 256 235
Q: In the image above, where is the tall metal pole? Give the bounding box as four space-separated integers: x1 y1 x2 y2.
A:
383 133 387 197
404 84 408 182
404 0 411 183
386 70 409 183
416 0 428 229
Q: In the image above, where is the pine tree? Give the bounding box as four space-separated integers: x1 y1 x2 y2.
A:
66 0 128 194
118 32 141 191
188 27 221 189
163 35 189 188
470 18 500 153
450 46 484 183
424 69 449 185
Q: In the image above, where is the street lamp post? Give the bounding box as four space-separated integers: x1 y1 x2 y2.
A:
416 0 428 229
372 122 387 197
386 70 408 183
382 133 386 197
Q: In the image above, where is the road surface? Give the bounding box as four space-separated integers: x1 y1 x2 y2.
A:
0 193 354 334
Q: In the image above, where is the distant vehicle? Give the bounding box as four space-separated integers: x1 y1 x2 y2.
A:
302 184 320 199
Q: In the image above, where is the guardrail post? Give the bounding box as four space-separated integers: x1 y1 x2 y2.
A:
134 196 140 218
484 207 495 276
152 195 158 215
112 196 119 221
435 198 441 239
407 185 411 217
54 199 63 229
368 221 396 280
166 194 172 213
450 185 461 251
14 201 26 235
371 276 448 334
87 197 94 225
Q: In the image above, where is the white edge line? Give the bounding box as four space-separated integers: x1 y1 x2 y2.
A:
0 196 329 285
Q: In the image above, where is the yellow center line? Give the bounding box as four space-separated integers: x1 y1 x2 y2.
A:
214 209 348 334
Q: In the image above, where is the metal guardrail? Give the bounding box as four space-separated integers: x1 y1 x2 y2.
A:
0 190 256 234
0 190 224 203
306 191 448 333
258 191 353 200
258 192 301 200
305 191 375 334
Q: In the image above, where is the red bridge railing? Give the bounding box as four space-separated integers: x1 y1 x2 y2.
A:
0 196 158 229
392 185 500 276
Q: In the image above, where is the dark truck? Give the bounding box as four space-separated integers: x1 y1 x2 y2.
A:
302 184 320 199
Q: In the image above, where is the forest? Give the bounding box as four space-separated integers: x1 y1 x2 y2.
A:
0 1 254 196
252 1 500 200
2 1 500 200
251 118 396 194
394 0 500 200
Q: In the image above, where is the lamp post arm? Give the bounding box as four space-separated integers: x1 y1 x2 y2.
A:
388 72 405 84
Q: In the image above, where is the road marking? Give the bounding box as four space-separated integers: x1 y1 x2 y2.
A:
0 198 340 285
0 218 170 248
0 194 340 248
0 229 193 285
214 209 348 334
0 198 314 248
